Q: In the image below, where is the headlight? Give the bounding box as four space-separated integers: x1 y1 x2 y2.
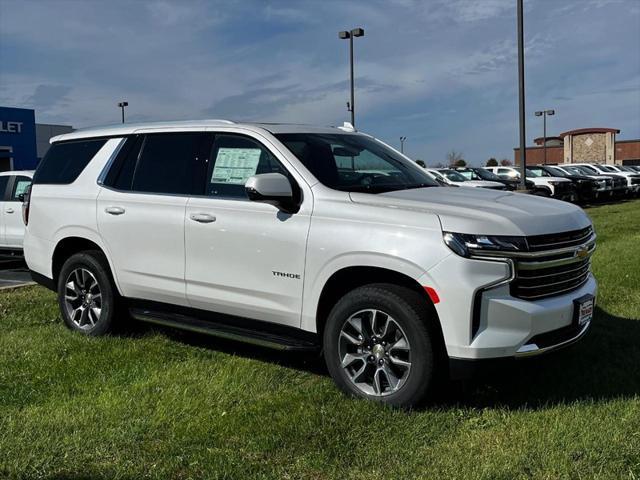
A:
443 232 527 258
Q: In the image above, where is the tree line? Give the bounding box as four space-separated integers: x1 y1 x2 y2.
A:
413 150 513 168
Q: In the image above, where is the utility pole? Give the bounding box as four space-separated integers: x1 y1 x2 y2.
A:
339 28 364 127
535 109 555 164
517 0 527 189
400 136 407 154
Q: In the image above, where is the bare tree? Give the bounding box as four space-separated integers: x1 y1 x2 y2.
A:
500 158 513 166
446 150 465 166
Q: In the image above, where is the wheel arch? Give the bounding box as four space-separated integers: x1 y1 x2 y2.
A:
314 266 445 358
51 236 120 294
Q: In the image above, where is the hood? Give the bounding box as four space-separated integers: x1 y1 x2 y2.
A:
530 176 572 182
350 187 591 236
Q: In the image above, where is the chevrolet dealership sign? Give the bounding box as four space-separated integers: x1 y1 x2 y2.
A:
0 121 24 134
0 107 37 170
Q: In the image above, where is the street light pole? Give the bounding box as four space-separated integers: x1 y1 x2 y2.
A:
535 109 555 164
118 101 129 124
400 136 407 154
339 28 364 128
516 0 527 190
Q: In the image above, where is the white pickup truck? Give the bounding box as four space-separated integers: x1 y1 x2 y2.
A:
484 166 575 201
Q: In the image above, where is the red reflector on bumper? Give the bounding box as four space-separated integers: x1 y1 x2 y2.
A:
423 286 440 304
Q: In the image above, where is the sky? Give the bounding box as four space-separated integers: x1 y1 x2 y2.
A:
1 0 639 166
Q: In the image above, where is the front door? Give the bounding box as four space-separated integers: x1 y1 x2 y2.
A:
185 133 312 328
3 175 31 247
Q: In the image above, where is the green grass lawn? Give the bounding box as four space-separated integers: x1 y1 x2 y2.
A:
1 200 639 480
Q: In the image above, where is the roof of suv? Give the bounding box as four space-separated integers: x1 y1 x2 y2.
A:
50 119 354 143
0 170 34 177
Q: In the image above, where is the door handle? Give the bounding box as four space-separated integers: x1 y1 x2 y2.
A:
5 208 14 214
105 206 126 215
189 213 216 223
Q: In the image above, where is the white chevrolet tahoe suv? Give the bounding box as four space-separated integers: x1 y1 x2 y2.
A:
24 120 597 407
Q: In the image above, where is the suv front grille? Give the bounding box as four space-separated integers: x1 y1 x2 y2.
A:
526 226 592 252
509 227 594 300
512 257 591 300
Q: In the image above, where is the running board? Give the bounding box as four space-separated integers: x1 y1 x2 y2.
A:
129 308 319 352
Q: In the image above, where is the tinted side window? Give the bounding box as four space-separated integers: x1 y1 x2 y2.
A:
206 134 288 199
10 176 31 201
0 176 8 200
33 139 107 185
102 135 144 191
131 133 212 195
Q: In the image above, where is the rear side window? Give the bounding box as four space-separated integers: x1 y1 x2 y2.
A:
131 133 212 195
33 139 107 185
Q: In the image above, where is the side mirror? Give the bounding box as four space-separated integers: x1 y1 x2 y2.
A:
17 193 25 202
245 173 299 214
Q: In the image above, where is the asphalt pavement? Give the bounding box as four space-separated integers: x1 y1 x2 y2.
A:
0 257 34 289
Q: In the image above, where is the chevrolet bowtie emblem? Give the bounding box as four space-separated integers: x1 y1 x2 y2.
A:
576 246 589 258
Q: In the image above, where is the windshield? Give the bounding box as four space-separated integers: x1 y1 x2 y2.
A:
599 165 617 172
578 165 599 175
472 168 501 181
546 166 567 177
457 170 474 180
526 167 550 177
275 133 438 193
438 169 468 182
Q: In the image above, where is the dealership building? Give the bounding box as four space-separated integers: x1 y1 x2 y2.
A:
514 127 640 166
0 106 73 172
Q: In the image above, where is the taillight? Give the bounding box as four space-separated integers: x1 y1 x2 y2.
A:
22 184 31 226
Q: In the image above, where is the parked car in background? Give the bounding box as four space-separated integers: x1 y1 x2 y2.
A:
550 165 616 199
570 163 640 196
455 167 545 194
428 168 506 190
421 168 455 187
484 166 574 200
24 120 597 408
0 170 33 255
531 165 598 203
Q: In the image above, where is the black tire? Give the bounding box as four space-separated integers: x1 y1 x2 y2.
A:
57 250 119 336
323 283 440 409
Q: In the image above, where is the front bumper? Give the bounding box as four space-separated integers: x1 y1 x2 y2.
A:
420 251 597 363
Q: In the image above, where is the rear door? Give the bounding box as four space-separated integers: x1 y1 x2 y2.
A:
97 132 212 306
0 175 10 247
3 175 32 247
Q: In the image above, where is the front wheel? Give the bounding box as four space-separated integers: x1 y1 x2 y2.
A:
323 284 439 408
57 250 119 336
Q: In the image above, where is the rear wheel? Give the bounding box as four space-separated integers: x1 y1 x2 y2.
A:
323 283 439 408
57 250 119 336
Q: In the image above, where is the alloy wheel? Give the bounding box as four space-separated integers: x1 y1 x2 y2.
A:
338 309 411 396
64 268 103 330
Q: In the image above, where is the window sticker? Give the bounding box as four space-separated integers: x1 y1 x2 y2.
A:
211 148 261 184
